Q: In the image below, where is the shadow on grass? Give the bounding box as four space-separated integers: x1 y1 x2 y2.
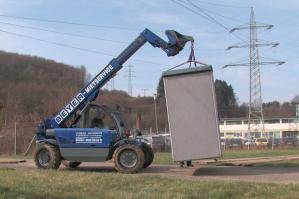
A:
63 166 116 173
253 160 299 168
193 165 299 176
61 164 180 174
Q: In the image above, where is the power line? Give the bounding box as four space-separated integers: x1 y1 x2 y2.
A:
0 21 128 44
0 21 226 52
0 28 113 56
191 0 248 9
0 28 175 67
0 13 224 35
172 0 229 31
172 0 246 41
0 14 137 31
193 4 244 23
186 0 246 40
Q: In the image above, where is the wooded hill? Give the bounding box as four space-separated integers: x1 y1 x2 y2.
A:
0 50 165 131
0 50 86 123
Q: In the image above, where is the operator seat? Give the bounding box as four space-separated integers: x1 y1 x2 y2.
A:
90 117 104 128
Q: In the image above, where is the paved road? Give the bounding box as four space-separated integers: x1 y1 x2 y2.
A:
1 159 299 184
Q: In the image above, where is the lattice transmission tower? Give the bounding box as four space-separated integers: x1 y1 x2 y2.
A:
125 64 136 96
223 7 284 138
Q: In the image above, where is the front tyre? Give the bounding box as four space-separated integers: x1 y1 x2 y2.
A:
141 142 154 168
113 144 144 174
34 144 61 169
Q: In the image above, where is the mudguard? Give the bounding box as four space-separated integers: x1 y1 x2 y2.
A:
106 138 142 160
36 138 58 149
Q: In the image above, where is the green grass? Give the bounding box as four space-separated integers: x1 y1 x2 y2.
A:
221 148 299 160
0 169 299 199
153 149 299 165
153 152 173 165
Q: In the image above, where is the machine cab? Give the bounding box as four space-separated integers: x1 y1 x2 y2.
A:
74 104 124 135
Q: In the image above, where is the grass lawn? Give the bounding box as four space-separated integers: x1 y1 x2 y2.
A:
0 168 299 199
221 148 299 159
153 148 299 165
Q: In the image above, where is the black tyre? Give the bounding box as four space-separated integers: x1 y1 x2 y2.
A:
141 142 154 168
62 160 82 168
34 144 61 169
113 144 144 174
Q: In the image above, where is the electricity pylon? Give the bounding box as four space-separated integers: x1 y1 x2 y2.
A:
125 64 136 96
223 7 284 138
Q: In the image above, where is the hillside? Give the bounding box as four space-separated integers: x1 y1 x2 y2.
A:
0 51 86 122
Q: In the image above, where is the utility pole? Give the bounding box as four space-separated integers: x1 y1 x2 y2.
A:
14 120 17 156
223 7 284 140
125 65 136 96
142 89 148 97
110 76 115 90
296 103 299 138
153 94 159 134
0 105 3 129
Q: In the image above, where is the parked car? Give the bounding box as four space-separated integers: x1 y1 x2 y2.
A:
280 138 298 147
223 138 243 149
267 138 280 148
255 138 268 147
243 139 255 146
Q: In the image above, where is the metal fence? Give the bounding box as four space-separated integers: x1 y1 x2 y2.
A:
220 138 299 150
0 122 36 155
3 122 299 155
141 133 299 152
140 133 172 152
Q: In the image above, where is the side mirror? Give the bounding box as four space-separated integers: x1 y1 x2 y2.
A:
165 30 194 56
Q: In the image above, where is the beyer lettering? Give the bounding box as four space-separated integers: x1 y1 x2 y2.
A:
54 93 85 124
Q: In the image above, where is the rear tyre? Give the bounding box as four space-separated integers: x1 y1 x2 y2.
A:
113 144 144 174
34 144 61 169
141 143 154 168
62 161 82 168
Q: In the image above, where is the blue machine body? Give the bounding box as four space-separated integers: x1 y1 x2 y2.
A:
51 128 119 161
53 128 118 148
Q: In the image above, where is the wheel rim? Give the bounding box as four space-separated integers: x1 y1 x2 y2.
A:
38 149 50 167
119 149 138 168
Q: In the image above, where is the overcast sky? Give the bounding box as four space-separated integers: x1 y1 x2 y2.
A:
0 0 298 103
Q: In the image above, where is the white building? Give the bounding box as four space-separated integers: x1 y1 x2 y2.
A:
220 118 299 139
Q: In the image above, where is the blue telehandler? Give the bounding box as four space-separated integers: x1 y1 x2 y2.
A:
34 29 194 173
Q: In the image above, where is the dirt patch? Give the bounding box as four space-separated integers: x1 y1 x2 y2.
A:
0 159 26 164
